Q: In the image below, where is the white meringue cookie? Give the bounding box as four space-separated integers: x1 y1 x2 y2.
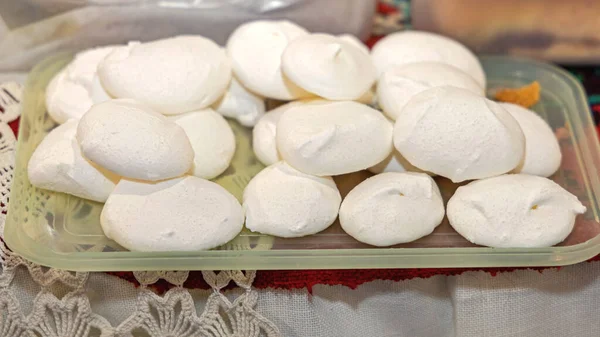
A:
169 109 235 180
212 76 266 127
338 34 370 55
76 99 193 181
501 103 562 177
46 46 115 124
448 174 586 248
282 34 376 100
371 31 486 88
377 62 484 121
227 20 311 100
394 86 525 183
340 172 444 246
369 118 426 174
98 36 231 115
101 176 243 251
243 161 341 238
277 100 393 176
28 120 118 202
252 101 301 166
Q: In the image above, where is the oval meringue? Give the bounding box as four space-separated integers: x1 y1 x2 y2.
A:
98 36 231 115
447 174 586 248
277 100 393 176
101 176 243 251
501 103 562 177
340 172 445 246
226 20 311 100
252 101 300 166
212 76 266 127
46 46 115 124
28 120 118 202
393 86 525 183
169 109 236 180
371 31 486 88
76 99 193 181
243 162 341 238
377 62 484 121
281 33 376 100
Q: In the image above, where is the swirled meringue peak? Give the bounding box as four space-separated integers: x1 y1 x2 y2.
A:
226 20 311 100
282 34 376 100
448 174 586 248
393 86 525 183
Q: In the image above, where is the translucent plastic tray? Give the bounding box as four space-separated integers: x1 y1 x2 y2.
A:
5 55 600 271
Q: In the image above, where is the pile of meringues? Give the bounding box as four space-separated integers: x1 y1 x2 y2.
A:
29 20 586 251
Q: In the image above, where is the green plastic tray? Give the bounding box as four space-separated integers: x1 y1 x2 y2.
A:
5 55 600 271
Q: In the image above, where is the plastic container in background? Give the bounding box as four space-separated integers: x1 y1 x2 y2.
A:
412 0 600 64
5 55 600 271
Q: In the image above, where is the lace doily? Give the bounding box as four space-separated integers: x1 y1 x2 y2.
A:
0 81 282 337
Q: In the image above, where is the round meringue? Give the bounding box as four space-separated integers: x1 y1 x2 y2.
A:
46 46 115 124
340 172 445 246
338 34 370 55
76 99 193 181
98 36 231 115
377 62 484 121
101 176 243 251
169 109 236 180
393 86 525 183
282 33 376 100
212 76 266 127
277 100 393 176
243 162 341 238
501 103 562 177
371 31 486 88
252 101 301 166
447 174 586 248
226 20 310 100
28 120 118 202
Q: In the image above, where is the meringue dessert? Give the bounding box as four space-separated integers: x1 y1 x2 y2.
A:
281 33 376 100
447 174 586 248
169 109 236 180
252 101 300 166
76 99 193 181
226 20 311 100
340 172 445 246
394 86 525 182
243 161 341 238
501 103 562 177
98 36 231 115
371 31 486 88
46 46 115 124
101 176 243 251
277 100 393 176
212 76 266 127
377 62 484 121
28 120 118 202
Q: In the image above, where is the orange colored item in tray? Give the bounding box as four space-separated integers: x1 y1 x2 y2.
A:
494 81 541 108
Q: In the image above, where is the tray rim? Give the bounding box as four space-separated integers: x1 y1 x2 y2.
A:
5 54 600 271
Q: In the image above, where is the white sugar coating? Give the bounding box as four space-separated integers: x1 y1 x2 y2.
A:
394 86 525 183
252 101 302 166
371 31 486 88
277 100 393 176
243 162 341 238
101 176 243 251
501 103 562 177
212 76 266 127
76 99 193 181
226 20 311 100
28 120 118 202
448 174 586 248
282 34 376 100
340 172 444 246
168 109 235 180
98 36 231 115
338 34 370 55
377 62 484 121
46 46 115 124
